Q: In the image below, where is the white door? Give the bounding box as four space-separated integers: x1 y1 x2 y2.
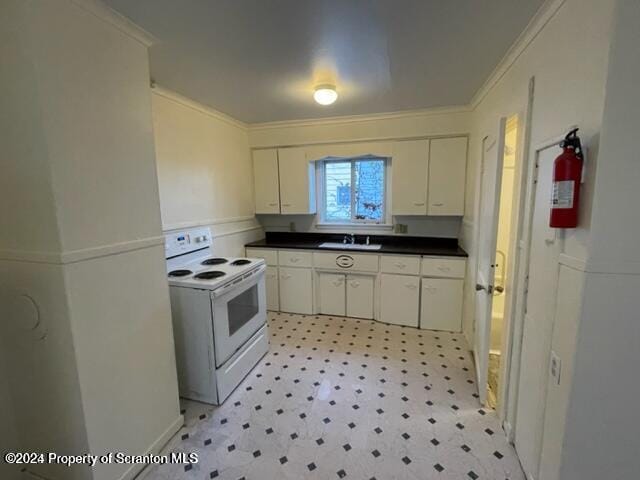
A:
279 267 313 314
420 278 463 332
253 149 280 214
318 272 346 316
379 274 420 327
473 119 507 406
391 139 429 215
265 266 279 311
514 147 563 479
278 147 315 214
428 137 467 215
346 275 374 319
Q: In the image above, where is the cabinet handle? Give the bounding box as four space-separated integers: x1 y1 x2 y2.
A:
437 266 451 272
405 283 417 290
267 274 276 279
269 202 278 206
289 257 300 263
281 274 291 280
394 262 406 269
432 202 444 207
413 202 425 206
282 203 291 207
423 286 438 294
349 281 360 288
332 280 343 287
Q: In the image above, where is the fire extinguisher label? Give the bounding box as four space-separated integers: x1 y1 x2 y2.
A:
551 180 574 209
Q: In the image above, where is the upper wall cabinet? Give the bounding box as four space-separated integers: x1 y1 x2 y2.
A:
252 147 316 215
391 140 429 215
253 149 281 214
278 147 316 214
428 137 467 216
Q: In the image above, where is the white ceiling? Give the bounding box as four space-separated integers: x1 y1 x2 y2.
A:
104 0 545 123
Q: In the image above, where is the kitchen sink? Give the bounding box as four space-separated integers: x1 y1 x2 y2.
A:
318 242 382 251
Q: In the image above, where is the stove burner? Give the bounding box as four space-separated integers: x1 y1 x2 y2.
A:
201 258 228 266
230 259 251 266
168 269 192 277
194 270 226 280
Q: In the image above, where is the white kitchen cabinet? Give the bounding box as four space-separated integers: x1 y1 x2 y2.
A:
245 248 278 266
428 137 467 215
278 147 316 214
265 266 279 311
253 149 280 214
420 278 463 332
346 275 374 319
379 274 420 327
279 267 313 314
318 273 346 316
391 139 429 215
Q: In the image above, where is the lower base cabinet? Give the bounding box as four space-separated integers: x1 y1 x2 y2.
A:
279 267 313 314
420 277 463 331
265 266 279 311
318 273 375 319
318 272 346 316
379 274 420 327
346 275 374 319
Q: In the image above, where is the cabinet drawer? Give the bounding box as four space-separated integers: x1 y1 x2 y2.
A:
380 255 421 275
421 257 466 278
278 250 312 268
313 252 379 272
246 248 278 266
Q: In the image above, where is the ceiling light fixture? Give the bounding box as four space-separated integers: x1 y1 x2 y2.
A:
313 84 338 105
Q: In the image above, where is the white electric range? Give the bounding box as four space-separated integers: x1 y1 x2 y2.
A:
165 227 269 405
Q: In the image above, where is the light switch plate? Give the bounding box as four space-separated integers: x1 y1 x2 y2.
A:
550 350 561 385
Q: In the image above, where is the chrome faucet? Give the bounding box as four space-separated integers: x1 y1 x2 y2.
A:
350 233 356 244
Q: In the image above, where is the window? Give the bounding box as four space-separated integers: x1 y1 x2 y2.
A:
322 156 386 224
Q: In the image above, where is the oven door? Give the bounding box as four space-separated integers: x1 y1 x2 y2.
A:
211 265 267 367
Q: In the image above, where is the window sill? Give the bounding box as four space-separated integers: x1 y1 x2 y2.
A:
315 223 394 231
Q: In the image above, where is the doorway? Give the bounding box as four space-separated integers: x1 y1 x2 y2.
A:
486 116 519 408
473 113 521 408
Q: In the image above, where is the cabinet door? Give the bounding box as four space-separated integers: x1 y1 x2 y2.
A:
279 267 313 314
379 274 420 327
253 149 280 214
391 139 429 215
420 278 463 332
265 266 279 311
278 147 316 214
318 273 346 316
346 275 374 319
428 137 467 215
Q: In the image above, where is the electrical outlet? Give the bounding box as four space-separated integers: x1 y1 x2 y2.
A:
550 350 561 385
394 223 408 234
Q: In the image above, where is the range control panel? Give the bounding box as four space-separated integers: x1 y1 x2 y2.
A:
165 227 212 259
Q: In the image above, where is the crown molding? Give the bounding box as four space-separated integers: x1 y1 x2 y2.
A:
469 0 567 109
151 85 249 131
248 104 471 131
70 0 157 47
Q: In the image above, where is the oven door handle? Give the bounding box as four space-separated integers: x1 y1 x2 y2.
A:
211 264 266 299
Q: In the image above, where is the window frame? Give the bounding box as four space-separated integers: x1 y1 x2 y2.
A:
318 156 390 226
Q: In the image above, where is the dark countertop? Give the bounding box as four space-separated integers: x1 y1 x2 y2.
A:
245 232 468 257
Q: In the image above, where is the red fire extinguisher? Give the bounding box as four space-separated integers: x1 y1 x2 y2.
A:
550 128 584 228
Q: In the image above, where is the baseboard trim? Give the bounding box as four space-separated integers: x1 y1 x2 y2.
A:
118 414 184 480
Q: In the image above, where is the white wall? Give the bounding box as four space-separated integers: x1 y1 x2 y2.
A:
151 88 264 254
462 0 615 478
0 2 182 480
552 2 640 478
